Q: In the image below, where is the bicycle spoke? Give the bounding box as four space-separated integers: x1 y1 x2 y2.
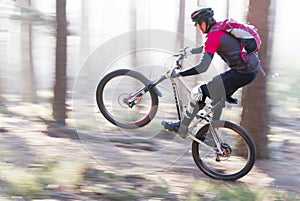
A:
192 121 256 180
202 128 248 173
102 76 152 123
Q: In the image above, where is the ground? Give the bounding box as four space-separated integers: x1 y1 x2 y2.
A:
0 103 300 201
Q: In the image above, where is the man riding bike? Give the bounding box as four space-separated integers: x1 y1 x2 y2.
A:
161 7 262 138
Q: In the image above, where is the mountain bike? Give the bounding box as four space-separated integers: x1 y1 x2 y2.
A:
96 49 256 180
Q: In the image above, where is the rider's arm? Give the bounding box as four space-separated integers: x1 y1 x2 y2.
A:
179 52 214 77
190 46 204 54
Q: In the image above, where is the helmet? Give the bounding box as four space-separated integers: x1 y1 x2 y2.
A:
191 7 214 23
191 7 216 33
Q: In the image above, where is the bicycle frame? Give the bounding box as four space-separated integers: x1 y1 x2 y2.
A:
126 54 227 155
132 58 193 121
166 75 226 155
96 49 256 179
126 55 191 120
139 55 224 154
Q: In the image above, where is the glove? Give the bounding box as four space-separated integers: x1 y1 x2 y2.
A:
169 68 181 78
180 47 193 57
184 47 193 56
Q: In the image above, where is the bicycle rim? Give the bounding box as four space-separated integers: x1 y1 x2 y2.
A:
96 70 158 129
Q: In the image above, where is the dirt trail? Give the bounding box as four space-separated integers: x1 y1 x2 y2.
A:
0 109 300 200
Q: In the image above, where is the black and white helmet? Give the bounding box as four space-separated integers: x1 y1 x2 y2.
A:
191 7 214 22
191 7 216 33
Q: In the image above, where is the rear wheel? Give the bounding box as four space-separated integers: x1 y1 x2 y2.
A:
192 120 256 180
96 69 159 129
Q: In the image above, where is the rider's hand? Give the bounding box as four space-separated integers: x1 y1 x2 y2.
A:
169 68 181 78
180 47 193 57
184 47 193 56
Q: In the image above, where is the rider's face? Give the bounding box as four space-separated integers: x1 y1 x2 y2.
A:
196 21 206 34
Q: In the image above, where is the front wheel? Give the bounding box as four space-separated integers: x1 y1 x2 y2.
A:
96 69 159 129
192 120 256 180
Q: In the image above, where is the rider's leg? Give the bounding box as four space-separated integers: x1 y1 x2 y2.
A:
208 69 257 120
180 86 206 130
222 69 257 96
162 70 257 137
161 85 207 138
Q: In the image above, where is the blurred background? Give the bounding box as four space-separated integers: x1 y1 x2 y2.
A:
1 0 300 200
1 0 299 156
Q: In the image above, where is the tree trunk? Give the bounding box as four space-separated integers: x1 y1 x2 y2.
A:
240 0 271 159
177 0 185 38
19 0 36 102
53 0 67 124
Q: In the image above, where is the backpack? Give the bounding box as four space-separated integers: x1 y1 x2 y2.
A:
212 19 261 62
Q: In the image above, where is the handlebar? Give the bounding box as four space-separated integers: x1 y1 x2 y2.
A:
172 46 203 69
172 47 189 69
173 47 189 57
